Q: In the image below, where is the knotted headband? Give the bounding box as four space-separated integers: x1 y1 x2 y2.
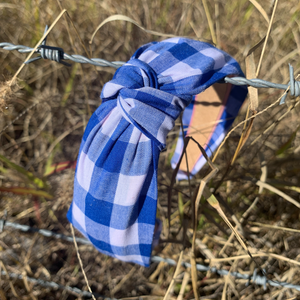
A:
67 37 248 267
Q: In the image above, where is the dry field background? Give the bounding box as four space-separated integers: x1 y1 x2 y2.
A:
1 0 300 299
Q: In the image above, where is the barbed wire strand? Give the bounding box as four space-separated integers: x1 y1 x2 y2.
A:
1 41 300 104
1 218 300 294
0 42 124 68
0 270 109 299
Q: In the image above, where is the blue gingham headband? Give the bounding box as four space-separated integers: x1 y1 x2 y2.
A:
67 37 248 266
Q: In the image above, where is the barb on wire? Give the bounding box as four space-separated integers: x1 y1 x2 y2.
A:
0 25 124 69
0 41 124 69
1 218 300 293
224 64 300 105
24 25 70 66
1 33 300 104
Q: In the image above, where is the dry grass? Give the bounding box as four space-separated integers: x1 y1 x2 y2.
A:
1 0 300 299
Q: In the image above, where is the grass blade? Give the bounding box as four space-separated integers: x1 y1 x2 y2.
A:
248 0 270 24
90 14 178 46
0 154 45 188
0 186 53 199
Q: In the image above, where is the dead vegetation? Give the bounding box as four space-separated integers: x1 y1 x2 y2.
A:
1 0 300 299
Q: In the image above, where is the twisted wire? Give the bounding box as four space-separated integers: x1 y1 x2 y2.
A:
1 218 300 293
1 41 300 104
224 64 300 104
0 219 90 244
0 42 124 68
0 270 108 299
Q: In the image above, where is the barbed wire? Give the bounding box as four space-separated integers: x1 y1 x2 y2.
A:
1 39 300 105
0 270 107 299
1 218 300 294
0 42 124 68
0 219 90 244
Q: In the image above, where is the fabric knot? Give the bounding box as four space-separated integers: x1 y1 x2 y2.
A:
101 58 177 150
102 58 159 94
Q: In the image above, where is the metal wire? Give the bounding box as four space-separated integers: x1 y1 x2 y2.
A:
0 42 124 68
1 218 300 293
0 270 108 299
1 38 300 104
223 64 300 104
0 219 90 244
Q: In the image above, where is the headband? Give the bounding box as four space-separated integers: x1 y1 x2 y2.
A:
67 37 248 266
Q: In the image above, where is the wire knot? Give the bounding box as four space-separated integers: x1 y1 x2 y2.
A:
25 25 71 67
246 268 268 290
288 64 300 97
39 45 68 65
278 64 300 104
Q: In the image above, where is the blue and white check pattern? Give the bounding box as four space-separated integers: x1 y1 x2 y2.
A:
67 37 247 266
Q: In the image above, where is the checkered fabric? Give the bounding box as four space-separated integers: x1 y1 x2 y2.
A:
67 37 247 267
